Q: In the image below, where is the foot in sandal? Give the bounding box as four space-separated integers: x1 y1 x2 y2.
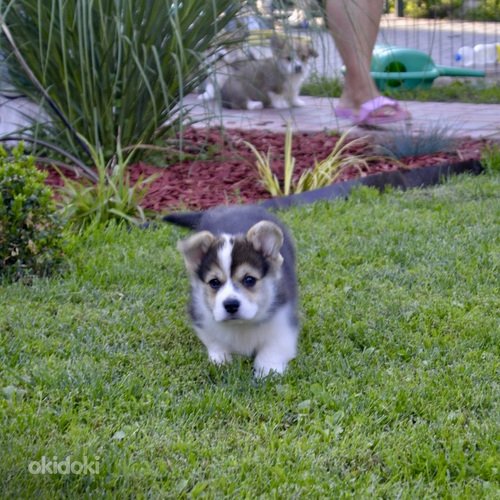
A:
335 96 411 126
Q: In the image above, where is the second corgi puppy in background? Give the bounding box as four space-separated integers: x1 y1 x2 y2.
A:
200 35 318 110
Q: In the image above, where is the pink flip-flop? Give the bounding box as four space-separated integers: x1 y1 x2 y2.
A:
333 105 353 119
335 97 411 125
353 96 411 126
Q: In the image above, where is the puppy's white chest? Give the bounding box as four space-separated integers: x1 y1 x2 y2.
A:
194 303 298 371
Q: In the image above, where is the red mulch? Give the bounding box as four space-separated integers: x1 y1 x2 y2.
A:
42 127 488 212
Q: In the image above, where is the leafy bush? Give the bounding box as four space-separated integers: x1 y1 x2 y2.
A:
0 143 65 281
2 0 242 164
465 0 500 21
480 143 500 173
396 0 466 18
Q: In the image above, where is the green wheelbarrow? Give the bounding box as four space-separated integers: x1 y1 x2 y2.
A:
347 44 485 91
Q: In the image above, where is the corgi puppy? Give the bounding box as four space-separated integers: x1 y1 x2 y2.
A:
164 206 299 378
199 35 318 110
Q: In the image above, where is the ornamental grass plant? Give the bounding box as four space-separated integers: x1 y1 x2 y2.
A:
56 138 159 232
247 123 370 196
1 0 242 164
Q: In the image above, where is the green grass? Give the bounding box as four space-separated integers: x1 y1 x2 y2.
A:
302 75 500 103
1 174 499 498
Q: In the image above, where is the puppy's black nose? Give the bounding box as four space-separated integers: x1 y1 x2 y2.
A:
294 64 303 74
223 299 240 314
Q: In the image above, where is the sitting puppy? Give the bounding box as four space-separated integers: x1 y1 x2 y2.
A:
199 35 317 110
165 206 299 378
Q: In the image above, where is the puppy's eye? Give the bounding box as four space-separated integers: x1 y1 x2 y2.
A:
208 278 221 290
287 55 293 62
243 276 257 288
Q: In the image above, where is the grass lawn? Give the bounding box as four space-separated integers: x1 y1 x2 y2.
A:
301 76 500 104
1 174 499 498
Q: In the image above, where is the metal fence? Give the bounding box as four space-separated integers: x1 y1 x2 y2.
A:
379 12 500 80
263 1 500 84
300 8 500 85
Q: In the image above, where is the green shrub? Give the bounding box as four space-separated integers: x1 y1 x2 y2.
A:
0 143 65 281
465 0 500 21
480 143 500 173
402 0 466 18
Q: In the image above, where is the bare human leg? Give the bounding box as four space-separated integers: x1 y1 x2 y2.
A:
325 0 410 125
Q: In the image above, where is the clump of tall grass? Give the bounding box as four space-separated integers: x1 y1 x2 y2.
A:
480 142 500 174
246 123 369 196
1 0 242 164
56 138 158 232
374 122 457 159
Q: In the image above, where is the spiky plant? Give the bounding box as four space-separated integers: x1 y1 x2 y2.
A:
56 137 159 232
480 143 500 173
244 122 296 197
1 0 243 164
247 124 370 196
294 130 369 193
374 122 457 159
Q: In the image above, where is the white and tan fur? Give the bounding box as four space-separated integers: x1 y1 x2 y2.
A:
198 35 317 110
164 206 299 377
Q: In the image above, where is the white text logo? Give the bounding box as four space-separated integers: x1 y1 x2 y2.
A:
28 456 100 475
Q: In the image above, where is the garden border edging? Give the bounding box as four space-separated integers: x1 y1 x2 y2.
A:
257 159 484 210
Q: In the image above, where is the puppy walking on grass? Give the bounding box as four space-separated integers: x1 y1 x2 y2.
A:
165 206 299 378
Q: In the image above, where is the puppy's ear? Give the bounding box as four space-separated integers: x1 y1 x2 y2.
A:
270 34 285 52
309 45 318 58
247 221 284 265
177 231 215 274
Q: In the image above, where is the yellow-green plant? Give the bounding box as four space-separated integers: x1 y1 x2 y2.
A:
245 122 296 196
57 137 158 232
246 124 370 196
294 130 370 193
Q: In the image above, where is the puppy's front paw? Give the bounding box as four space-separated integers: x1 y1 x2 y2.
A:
208 350 233 365
198 92 212 102
253 359 287 379
292 97 306 107
246 100 264 111
198 83 215 102
270 101 290 110
268 93 290 110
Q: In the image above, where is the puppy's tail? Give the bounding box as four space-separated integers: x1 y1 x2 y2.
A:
163 211 203 230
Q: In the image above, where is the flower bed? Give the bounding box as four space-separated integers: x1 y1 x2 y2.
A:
42 127 488 211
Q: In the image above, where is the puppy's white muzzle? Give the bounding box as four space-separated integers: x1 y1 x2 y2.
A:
213 281 259 322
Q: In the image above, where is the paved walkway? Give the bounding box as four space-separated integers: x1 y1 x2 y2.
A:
2 92 498 141
184 93 500 140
